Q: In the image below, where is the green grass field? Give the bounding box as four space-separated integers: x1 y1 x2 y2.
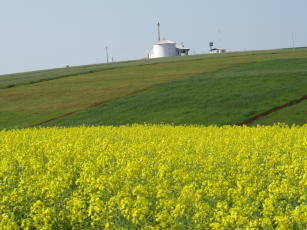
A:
47 58 307 127
0 48 306 129
1 48 302 90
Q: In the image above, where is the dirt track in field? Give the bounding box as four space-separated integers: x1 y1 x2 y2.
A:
238 95 307 125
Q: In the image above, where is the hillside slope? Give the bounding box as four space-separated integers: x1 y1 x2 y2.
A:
1 48 307 129
47 58 307 127
1 48 302 89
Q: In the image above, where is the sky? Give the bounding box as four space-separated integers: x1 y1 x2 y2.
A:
1 0 307 75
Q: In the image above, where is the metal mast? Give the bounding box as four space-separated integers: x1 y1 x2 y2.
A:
157 22 161 41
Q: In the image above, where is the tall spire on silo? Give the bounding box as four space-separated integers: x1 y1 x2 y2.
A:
157 22 161 41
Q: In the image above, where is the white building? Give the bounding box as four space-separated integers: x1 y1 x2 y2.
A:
210 48 226 54
176 43 190 56
148 23 190 59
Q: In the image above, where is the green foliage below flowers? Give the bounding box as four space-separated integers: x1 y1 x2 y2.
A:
0 125 306 229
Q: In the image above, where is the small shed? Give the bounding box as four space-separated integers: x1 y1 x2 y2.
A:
176 44 190 56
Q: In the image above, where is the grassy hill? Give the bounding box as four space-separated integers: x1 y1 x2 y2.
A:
47 58 307 127
0 48 307 129
0 48 301 90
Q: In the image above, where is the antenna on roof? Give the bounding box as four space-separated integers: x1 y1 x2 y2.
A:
157 22 161 41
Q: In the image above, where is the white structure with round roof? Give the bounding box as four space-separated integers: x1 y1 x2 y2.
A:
149 39 177 58
148 23 190 59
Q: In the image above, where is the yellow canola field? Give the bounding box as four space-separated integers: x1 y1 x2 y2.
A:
0 125 306 229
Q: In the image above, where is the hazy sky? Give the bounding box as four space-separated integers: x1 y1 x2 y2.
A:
1 0 306 75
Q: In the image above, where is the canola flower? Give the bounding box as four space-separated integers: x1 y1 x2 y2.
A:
0 124 306 229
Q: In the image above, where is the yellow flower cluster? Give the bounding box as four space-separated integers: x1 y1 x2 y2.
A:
0 125 306 229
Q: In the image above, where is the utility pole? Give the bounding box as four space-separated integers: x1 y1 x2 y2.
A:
105 46 109 64
292 32 295 52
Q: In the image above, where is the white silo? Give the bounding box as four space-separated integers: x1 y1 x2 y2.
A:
148 22 190 59
149 39 177 58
